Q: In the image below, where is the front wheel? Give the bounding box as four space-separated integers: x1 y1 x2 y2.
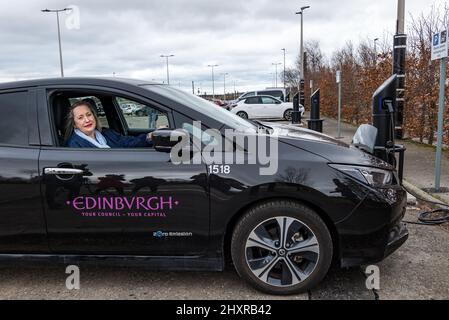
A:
237 111 248 119
231 200 333 295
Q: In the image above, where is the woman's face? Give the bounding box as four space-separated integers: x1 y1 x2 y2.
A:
73 105 97 137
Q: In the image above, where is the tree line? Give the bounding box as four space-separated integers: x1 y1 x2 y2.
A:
284 4 449 146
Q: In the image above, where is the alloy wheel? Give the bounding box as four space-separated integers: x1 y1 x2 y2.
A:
245 216 320 287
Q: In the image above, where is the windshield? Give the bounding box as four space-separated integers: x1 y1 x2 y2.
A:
143 85 257 130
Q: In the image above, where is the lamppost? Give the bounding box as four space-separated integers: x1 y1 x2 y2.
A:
393 0 407 140
42 8 73 77
220 73 228 100
374 38 379 64
160 54 174 85
296 5 310 108
281 48 286 89
208 64 219 99
272 62 282 88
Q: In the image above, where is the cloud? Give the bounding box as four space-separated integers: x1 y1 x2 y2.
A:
0 0 445 92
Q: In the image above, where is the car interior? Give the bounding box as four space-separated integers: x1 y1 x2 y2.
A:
49 91 169 147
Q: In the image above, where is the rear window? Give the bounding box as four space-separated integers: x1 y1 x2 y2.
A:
261 91 284 100
0 91 29 146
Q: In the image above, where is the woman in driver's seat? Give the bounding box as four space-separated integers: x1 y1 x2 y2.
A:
64 100 153 148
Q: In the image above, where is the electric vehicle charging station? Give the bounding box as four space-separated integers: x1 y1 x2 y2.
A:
371 74 406 182
308 89 323 133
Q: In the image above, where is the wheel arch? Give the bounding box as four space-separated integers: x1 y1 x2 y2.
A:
222 196 340 268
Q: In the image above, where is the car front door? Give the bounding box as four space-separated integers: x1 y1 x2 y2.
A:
38 87 210 256
261 96 281 118
244 97 264 118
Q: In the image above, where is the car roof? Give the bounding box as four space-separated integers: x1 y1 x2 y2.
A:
243 95 281 100
0 77 160 91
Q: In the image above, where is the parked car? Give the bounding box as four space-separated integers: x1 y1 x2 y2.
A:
133 105 150 116
231 95 304 121
0 77 407 295
237 88 290 102
120 103 134 115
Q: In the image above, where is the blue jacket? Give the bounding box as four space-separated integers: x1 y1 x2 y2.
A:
65 129 153 148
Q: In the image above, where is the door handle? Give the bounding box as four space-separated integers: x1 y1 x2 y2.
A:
44 168 85 176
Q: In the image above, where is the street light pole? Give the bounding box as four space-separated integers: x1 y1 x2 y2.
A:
42 8 72 77
296 6 310 108
281 48 286 89
220 73 228 100
208 64 219 100
272 63 281 88
393 0 407 139
160 54 174 85
374 38 379 65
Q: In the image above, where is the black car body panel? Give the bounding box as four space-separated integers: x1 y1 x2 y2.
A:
0 77 408 272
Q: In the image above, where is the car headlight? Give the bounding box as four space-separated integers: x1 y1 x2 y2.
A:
329 164 394 188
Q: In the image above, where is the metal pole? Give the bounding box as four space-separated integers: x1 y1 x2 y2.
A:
296 6 309 109
374 38 379 65
223 74 226 100
161 55 174 85
42 8 72 77
337 71 341 139
234 81 236 100
166 57 170 85
435 57 446 191
208 65 218 100
282 48 286 89
272 63 281 88
212 67 215 99
300 12 304 81
56 12 64 77
393 0 407 139
396 0 405 34
274 63 278 88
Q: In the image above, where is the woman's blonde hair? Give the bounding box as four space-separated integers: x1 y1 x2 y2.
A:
64 100 102 141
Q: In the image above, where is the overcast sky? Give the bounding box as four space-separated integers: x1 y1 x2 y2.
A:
0 0 445 93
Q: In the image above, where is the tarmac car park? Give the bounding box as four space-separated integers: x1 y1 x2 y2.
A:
0 77 408 295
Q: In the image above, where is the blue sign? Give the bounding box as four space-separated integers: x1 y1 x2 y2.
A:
434 33 440 46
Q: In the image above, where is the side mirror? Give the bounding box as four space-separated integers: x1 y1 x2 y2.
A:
151 129 189 153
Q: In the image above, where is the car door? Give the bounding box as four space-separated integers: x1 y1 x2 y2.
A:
0 89 48 253
261 96 282 118
37 87 210 256
244 97 264 118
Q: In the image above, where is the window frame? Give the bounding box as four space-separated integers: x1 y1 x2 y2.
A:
44 86 174 150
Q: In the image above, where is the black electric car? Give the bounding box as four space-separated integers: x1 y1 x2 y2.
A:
0 78 408 295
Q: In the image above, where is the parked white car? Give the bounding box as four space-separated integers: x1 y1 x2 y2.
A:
230 95 304 121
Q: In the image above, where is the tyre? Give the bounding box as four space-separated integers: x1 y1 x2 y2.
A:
136 110 144 117
237 111 248 119
231 200 333 295
283 109 293 121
